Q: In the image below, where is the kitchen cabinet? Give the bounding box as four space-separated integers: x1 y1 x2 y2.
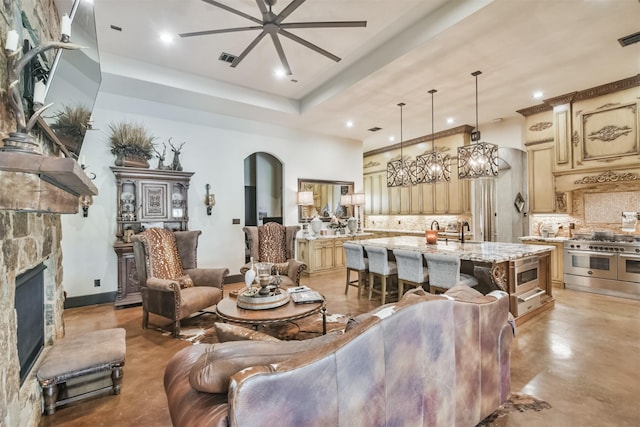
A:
521 239 565 288
526 142 555 213
297 234 370 275
111 167 194 307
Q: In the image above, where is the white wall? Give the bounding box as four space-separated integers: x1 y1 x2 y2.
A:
480 116 526 150
61 91 362 298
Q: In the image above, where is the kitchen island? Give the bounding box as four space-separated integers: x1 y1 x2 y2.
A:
352 236 556 324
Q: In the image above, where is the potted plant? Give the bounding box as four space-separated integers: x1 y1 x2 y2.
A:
108 121 155 168
49 104 91 155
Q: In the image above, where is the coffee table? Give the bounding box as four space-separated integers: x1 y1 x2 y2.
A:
216 296 327 334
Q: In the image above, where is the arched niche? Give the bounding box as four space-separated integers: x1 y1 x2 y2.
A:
243 152 283 226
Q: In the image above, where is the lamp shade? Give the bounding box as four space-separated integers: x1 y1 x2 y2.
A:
352 193 366 206
297 191 314 206
340 194 353 206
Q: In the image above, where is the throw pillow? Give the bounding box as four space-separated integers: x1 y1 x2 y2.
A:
258 222 287 264
445 284 494 303
138 228 194 288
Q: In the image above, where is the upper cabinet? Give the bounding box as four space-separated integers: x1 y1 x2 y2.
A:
519 75 640 213
363 126 472 216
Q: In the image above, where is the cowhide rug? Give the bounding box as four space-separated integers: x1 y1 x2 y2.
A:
157 311 349 343
475 392 552 426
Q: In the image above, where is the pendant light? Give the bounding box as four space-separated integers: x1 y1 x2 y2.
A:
417 89 450 183
386 102 416 187
457 70 498 179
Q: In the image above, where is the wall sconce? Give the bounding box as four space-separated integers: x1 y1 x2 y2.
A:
80 195 93 217
2 18 82 154
205 184 215 215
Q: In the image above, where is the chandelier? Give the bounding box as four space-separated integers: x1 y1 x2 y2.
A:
417 89 450 183
457 71 498 179
387 102 417 187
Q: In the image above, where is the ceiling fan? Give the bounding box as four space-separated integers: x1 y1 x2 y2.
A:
179 0 367 75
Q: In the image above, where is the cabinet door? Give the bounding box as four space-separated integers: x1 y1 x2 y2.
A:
421 184 434 214
334 239 345 268
363 175 373 215
434 182 448 214
139 181 170 221
447 174 469 214
527 144 555 213
410 184 422 214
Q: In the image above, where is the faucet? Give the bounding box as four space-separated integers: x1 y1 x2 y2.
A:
460 221 470 243
430 220 440 230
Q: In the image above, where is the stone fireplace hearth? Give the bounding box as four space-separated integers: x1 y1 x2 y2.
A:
0 211 65 426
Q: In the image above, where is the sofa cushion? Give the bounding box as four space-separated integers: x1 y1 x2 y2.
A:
258 222 287 264
445 284 494 303
189 333 340 394
139 228 193 288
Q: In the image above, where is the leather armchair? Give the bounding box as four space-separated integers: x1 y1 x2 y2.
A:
132 229 229 337
240 223 306 287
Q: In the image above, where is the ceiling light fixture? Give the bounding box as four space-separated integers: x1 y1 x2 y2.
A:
274 68 287 78
160 32 174 44
346 120 354 128
457 70 499 179
447 117 454 125
387 102 416 187
533 90 544 99
417 89 450 183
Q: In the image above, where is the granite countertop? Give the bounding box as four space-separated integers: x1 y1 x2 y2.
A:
299 232 374 241
364 228 471 239
519 235 569 243
351 235 555 263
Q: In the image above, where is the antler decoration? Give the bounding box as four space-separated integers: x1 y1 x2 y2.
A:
3 36 83 154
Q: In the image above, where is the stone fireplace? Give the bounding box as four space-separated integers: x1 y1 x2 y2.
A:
0 212 65 426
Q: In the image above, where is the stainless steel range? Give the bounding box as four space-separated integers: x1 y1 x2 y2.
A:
564 237 640 300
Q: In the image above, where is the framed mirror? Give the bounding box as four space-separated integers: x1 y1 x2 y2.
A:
298 179 354 222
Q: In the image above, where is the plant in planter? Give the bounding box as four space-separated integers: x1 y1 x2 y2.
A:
49 104 91 155
108 121 155 168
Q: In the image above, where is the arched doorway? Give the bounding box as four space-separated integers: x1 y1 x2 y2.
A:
244 152 283 226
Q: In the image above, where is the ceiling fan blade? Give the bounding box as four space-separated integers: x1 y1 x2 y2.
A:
201 0 263 25
269 33 292 75
280 21 367 29
255 0 268 16
179 26 262 38
279 29 340 62
275 0 306 24
231 31 268 68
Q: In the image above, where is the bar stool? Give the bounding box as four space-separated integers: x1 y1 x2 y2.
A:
393 249 430 296
343 242 369 297
423 253 478 294
364 245 398 305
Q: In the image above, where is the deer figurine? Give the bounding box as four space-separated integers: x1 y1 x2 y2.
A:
169 140 186 171
152 142 168 170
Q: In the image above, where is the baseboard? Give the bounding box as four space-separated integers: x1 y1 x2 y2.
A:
64 291 117 309
226 273 242 284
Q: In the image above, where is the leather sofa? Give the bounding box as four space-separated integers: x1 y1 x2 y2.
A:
164 286 514 426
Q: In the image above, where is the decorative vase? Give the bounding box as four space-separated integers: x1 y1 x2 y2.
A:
310 217 322 235
347 217 357 234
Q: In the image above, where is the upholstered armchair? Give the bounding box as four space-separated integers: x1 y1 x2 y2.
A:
241 222 306 287
132 229 229 337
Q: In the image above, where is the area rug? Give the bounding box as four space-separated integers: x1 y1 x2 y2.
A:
157 311 350 343
475 392 552 426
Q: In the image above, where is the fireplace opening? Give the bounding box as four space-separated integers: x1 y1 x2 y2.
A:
16 263 46 385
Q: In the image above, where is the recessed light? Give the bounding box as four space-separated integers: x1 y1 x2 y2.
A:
346 120 354 128
446 117 454 125
389 136 395 142
533 91 544 99
274 68 287 79
160 32 174 44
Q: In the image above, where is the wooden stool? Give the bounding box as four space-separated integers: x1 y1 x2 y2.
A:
37 328 126 415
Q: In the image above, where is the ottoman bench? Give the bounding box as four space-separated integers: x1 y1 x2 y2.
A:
37 328 126 415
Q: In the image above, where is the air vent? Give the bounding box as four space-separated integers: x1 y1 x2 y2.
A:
618 31 640 47
368 127 382 132
218 52 237 64
110 25 122 31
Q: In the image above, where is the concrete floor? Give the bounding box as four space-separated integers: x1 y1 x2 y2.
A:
39 270 640 426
